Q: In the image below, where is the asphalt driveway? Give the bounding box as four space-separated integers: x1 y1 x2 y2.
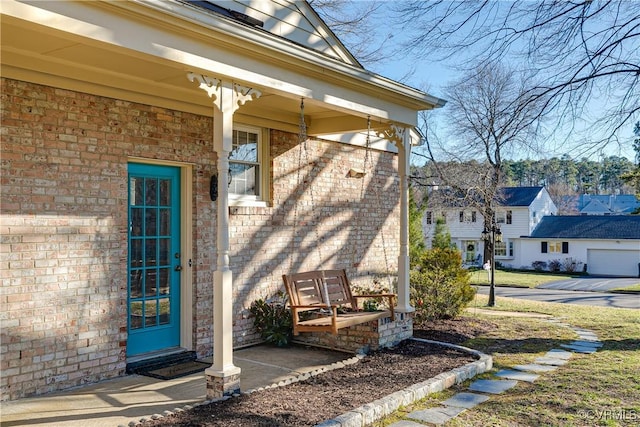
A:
537 277 640 292
475 286 639 309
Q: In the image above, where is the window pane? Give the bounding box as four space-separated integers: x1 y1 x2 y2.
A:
495 242 507 256
231 130 258 162
229 163 259 196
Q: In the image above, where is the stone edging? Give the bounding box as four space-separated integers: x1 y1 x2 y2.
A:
314 339 492 427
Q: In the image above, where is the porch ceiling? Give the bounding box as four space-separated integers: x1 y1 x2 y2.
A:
1 17 344 134
1 0 442 139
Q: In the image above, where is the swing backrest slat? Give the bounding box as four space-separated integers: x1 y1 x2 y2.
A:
283 269 356 311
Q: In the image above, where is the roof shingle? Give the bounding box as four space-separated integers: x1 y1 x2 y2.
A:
530 216 640 239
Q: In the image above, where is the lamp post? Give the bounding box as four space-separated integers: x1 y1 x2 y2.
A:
481 223 502 307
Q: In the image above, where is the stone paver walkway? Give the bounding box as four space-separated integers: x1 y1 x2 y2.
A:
389 318 602 427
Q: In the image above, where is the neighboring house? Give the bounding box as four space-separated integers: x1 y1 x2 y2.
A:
578 194 640 215
561 194 640 215
424 186 557 265
1 1 445 401
516 216 640 277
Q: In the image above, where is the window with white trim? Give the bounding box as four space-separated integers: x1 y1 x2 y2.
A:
459 210 476 223
229 125 269 204
496 210 512 225
541 241 569 254
495 241 514 258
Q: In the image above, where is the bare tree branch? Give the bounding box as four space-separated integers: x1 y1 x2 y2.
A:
394 0 640 147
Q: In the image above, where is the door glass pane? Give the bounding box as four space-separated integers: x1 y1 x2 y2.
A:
145 240 157 266
146 209 157 237
146 178 157 205
130 270 143 298
159 239 170 266
130 239 143 267
131 177 144 206
159 209 170 236
131 209 143 236
159 298 170 325
145 270 157 297
130 302 143 329
158 268 170 295
145 300 157 327
159 179 171 206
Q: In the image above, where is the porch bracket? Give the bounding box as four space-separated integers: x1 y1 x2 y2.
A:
188 72 262 399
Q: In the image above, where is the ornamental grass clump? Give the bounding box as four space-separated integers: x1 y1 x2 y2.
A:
410 248 475 323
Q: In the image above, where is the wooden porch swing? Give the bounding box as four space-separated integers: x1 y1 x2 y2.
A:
282 100 396 336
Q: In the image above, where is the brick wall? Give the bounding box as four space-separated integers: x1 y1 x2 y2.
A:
293 313 414 353
0 78 400 400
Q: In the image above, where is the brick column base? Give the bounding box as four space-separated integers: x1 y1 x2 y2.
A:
205 369 241 399
293 312 414 354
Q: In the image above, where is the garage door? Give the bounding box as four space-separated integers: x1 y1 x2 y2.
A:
587 249 640 277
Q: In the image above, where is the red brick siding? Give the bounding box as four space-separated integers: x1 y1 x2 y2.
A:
0 77 400 400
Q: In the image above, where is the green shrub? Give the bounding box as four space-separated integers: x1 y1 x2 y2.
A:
410 248 475 323
532 260 547 271
249 291 292 347
548 259 562 272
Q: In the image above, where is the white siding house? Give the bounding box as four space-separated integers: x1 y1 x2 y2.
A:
516 216 640 277
424 187 558 265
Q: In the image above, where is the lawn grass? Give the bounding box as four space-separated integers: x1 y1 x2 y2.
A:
379 295 640 426
468 268 577 288
611 283 640 293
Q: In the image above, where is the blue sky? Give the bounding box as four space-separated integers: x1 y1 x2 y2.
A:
347 2 636 164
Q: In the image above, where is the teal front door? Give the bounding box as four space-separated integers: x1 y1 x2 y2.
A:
127 163 181 356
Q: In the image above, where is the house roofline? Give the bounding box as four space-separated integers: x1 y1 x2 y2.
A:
133 0 446 111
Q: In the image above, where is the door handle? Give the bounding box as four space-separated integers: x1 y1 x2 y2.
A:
174 265 183 272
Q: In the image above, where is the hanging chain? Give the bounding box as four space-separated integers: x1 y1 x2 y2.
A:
290 99 307 273
352 117 372 271
291 98 324 272
366 117 393 292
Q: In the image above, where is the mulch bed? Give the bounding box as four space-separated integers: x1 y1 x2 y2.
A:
142 316 497 427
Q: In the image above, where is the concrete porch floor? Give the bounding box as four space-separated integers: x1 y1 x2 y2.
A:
1 344 351 427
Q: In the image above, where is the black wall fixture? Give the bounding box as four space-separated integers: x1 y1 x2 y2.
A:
210 174 218 201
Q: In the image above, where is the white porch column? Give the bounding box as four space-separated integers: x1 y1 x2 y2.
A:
396 127 414 313
377 125 414 313
187 73 261 398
